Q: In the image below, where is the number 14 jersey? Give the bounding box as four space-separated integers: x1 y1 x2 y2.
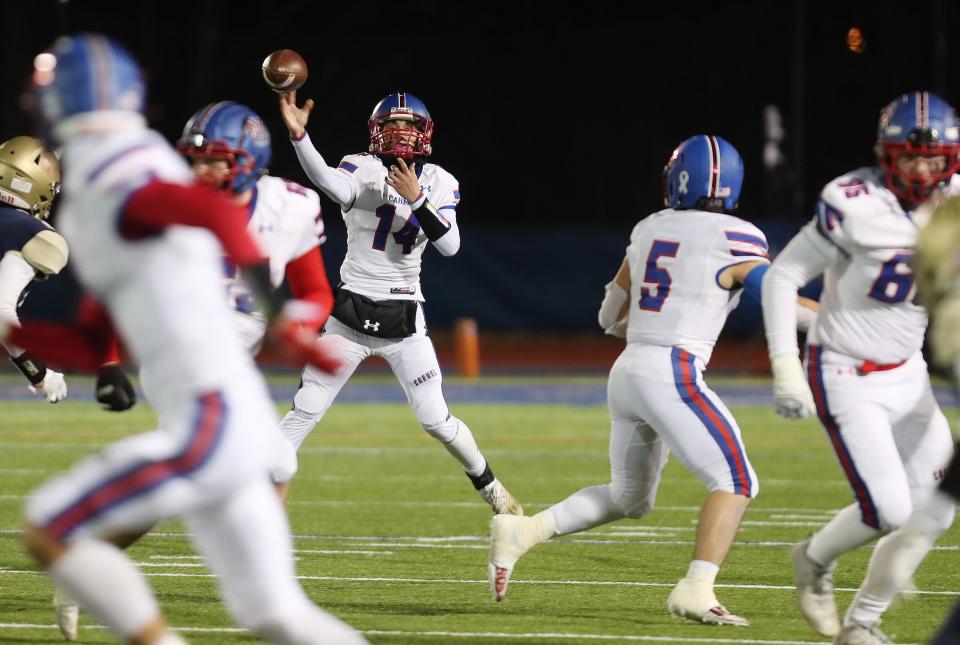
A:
624 208 770 364
335 153 460 301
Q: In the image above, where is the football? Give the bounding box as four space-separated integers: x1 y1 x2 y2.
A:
261 49 308 94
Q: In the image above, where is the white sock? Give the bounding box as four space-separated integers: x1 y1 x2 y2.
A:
550 484 624 535
532 510 559 543
440 417 486 475
686 559 720 585
807 503 881 565
49 539 160 639
846 491 953 626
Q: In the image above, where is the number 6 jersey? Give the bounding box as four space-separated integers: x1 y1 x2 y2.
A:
796 167 960 363
624 208 769 363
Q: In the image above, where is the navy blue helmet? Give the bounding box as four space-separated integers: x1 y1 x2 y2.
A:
663 135 744 213
178 102 271 194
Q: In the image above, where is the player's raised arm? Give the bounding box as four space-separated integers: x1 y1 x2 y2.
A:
279 91 357 207
279 90 312 140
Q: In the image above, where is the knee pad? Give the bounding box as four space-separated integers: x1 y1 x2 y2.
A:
609 479 657 520
420 413 457 443
875 496 914 532
911 490 957 537
278 407 321 451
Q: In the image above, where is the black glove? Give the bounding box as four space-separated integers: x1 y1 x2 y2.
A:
95 364 137 412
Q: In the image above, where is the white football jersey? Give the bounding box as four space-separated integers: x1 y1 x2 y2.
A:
334 153 460 300
806 167 960 363
58 128 259 406
624 208 769 363
225 174 325 346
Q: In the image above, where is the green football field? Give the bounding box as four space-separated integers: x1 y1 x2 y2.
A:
0 377 957 644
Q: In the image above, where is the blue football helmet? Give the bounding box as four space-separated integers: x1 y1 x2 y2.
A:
177 102 271 194
368 92 433 159
875 91 960 205
663 135 743 213
33 34 145 141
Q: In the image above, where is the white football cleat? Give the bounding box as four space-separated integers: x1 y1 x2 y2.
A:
833 620 893 645
793 539 841 637
666 577 749 626
478 479 523 516
53 585 79 641
488 514 541 601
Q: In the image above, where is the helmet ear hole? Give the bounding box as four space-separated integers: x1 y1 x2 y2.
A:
0 136 60 219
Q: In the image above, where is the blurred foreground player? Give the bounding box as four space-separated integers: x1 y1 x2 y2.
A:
16 34 365 644
51 100 337 641
275 89 522 513
762 91 959 644
489 135 815 625
909 195 960 645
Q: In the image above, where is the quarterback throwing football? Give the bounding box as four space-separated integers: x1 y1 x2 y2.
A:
275 90 522 515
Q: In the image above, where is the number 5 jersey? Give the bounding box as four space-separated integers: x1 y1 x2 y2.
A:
623 208 769 364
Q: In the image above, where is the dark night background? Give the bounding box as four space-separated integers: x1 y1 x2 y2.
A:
1 0 957 335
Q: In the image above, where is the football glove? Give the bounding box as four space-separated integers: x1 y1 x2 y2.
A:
29 369 67 404
95 364 137 412
770 353 815 419
267 300 343 375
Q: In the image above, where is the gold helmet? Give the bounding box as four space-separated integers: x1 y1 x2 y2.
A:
0 136 60 219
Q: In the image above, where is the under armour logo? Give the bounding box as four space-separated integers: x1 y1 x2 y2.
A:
678 170 689 195
363 320 381 332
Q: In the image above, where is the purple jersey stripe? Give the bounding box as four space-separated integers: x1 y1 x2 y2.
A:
45 391 228 540
806 345 880 528
671 347 752 496
724 231 768 249
88 144 151 182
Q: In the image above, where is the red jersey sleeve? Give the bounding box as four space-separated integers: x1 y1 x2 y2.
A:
120 181 265 265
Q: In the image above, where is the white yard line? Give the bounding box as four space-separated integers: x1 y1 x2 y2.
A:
0 623 920 644
2 529 958 551
0 568 956 596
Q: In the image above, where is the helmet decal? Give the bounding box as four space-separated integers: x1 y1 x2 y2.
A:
663 135 743 213
177 101 271 194
0 136 60 219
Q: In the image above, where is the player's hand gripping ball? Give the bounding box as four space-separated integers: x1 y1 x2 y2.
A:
261 49 308 94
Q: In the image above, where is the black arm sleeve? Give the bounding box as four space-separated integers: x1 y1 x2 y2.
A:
11 351 48 385
413 199 451 242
